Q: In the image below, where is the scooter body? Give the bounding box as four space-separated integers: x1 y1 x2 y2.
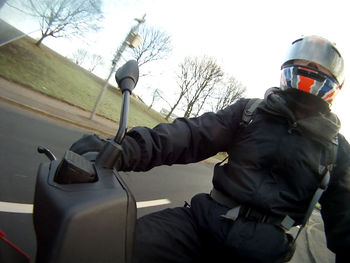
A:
33 60 139 263
34 157 136 263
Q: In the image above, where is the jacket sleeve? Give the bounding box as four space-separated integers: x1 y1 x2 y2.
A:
319 133 350 261
119 99 248 171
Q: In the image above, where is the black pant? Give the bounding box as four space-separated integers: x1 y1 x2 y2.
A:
132 194 294 263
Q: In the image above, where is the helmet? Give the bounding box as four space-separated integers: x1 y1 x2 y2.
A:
280 35 345 104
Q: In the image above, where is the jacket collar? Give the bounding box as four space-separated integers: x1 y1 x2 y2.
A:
260 88 340 145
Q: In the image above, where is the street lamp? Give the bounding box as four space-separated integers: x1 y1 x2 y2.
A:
90 15 145 120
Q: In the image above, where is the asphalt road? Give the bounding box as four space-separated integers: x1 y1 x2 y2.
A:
0 100 335 262
0 18 27 47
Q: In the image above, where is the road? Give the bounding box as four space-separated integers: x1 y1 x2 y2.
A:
0 18 27 47
0 100 335 262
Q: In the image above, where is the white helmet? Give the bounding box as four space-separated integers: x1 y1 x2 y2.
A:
280 36 344 104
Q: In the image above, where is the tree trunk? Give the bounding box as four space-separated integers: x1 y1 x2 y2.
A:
35 35 46 47
184 101 195 118
165 93 184 120
148 97 155 110
194 92 210 117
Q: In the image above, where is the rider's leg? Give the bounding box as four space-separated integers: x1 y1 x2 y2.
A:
132 206 202 263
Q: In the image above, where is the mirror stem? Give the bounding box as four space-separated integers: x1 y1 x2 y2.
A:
114 91 130 144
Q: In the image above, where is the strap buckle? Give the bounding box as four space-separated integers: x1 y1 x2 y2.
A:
280 215 295 231
221 206 241 221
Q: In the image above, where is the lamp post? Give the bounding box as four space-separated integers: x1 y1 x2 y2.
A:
90 15 145 120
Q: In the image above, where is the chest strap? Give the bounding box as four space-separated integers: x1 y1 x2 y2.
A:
210 188 295 231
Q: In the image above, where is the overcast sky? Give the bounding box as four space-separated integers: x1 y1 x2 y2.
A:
1 0 349 137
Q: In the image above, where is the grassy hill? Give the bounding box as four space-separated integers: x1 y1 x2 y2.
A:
0 36 167 128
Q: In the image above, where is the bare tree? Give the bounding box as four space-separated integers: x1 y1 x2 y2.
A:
8 0 103 46
128 26 172 68
213 77 246 112
71 48 88 65
165 57 198 120
88 54 104 72
148 88 162 110
191 86 214 117
182 56 224 118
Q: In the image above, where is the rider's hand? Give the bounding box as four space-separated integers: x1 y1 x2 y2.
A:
70 133 141 171
70 134 107 155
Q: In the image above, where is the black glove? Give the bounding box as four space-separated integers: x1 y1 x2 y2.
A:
69 134 141 171
119 135 141 171
70 134 107 155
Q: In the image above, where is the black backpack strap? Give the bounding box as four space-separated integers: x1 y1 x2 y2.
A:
293 136 338 242
240 98 263 127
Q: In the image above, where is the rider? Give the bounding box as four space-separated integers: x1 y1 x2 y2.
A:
71 35 349 263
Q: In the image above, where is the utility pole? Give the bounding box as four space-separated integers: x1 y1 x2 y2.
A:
90 15 145 120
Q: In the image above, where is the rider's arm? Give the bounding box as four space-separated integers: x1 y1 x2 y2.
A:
319 134 350 262
118 99 249 171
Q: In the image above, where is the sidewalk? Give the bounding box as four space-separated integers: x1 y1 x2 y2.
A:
0 77 125 137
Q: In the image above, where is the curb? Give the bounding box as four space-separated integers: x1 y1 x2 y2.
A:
0 96 115 137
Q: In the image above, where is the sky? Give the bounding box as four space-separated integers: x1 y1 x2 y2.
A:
1 0 349 137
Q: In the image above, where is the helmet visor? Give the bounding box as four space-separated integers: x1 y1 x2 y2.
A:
283 36 344 85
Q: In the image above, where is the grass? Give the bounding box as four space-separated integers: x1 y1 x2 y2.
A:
0 36 166 128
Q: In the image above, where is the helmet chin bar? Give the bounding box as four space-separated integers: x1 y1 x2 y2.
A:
280 65 340 105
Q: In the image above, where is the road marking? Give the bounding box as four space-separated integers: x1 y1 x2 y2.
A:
136 199 171 208
0 201 33 214
0 199 171 214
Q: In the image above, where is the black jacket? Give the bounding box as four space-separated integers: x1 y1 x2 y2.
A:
121 90 350 257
